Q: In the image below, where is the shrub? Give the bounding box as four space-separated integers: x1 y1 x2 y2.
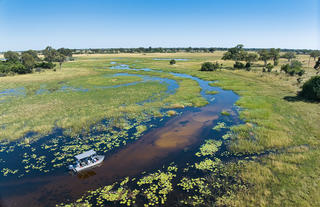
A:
35 61 56 69
280 64 290 73
291 60 303 68
299 76 320 101
266 63 274 72
11 62 30 74
169 59 176 65
233 61 245 69
281 61 304 76
200 62 221 71
0 62 30 74
245 62 251 71
314 57 320 70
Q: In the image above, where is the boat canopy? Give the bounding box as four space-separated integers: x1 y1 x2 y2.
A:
75 150 96 160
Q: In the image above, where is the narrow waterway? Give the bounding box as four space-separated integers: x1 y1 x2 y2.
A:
0 65 241 207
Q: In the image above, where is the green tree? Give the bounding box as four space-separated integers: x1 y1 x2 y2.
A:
245 53 258 64
4 51 20 62
186 47 192 52
258 49 272 66
21 53 35 69
43 46 58 62
299 76 320 101
314 57 320 71
169 59 176 65
309 50 320 61
265 63 274 72
22 50 39 61
57 48 73 57
281 52 296 62
234 61 245 69
10 62 30 74
309 50 320 67
209 48 215 53
222 44 247 63
200 62 221 71
57 53 66 70
269 48 280 66
291 60 303 69
281 60 304 76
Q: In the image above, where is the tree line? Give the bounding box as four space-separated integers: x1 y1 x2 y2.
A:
200 44 320 76
4 47 312 55
220 44 309 75
70 47 319 55
0 47 73 76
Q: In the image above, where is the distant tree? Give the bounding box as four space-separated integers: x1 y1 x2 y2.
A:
21 53 35 69
57 48 73 57
269 48 280 66
200 62 221 71
309 50 320 67
309 50 320 61
258 49 272 66
22 50 39 61
57 53 66 69
233 61 245 69
170 59 176 65
291 60 303 69
281 52 296 62
265 63 274 72
4 51 20 62
245 53 258 64
43 46 58 62
222 44 247 63
245 62 252 71
209 48 215 53
314 57 320 71
281 60 304 76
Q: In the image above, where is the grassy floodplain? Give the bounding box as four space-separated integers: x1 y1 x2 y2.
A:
0 56 206 141
1 52 320 206
67 52 320 206
107 52 320 206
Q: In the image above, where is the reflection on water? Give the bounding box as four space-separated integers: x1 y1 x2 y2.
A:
0 64 241 207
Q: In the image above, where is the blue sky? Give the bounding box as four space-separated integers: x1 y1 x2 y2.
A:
0 0 319 51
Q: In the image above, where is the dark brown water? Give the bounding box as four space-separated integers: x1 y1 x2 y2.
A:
0 70 240 207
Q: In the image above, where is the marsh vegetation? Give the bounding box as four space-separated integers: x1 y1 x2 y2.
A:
0 49 320 207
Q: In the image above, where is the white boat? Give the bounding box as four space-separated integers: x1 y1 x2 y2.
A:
69 149 105 172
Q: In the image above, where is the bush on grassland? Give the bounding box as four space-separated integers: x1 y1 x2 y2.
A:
299 76 320 101
200 62 221 71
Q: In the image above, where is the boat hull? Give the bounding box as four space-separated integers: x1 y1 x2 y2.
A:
73 155 105 172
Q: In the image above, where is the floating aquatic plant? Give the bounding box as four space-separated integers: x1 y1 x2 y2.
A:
195 139 222 157
221 110 231 116
212 122 227 131
195 158 221 172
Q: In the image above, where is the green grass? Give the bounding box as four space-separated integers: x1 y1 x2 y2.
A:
115 52 320 207
205 90 219 95
2 52 320 206
0 57 206 141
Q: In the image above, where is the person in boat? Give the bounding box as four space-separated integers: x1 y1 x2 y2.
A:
70 150 105 172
